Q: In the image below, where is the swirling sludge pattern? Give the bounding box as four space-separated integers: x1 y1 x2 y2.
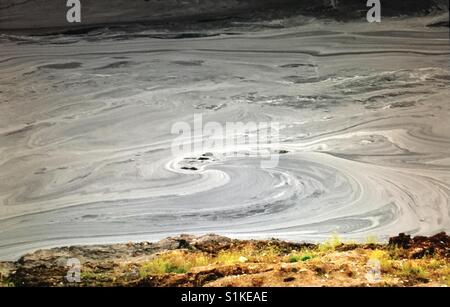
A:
0 20 449 259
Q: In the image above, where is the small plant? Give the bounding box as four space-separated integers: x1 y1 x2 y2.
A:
255 246 282 263
80 271 96 280
288 248 316 263
300 254 313 261
387 246 404 260
425 259 444 270
365 235 378 245
368 250 393 273
401 262 429 280
0 278 14 287
318 233 342 252
288 255 301 263
80 271 110 281
289 254 313 263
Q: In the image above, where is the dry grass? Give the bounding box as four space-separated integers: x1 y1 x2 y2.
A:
134 234 449 287
5 234 447 287
368 249 395 273
364 248 450 286
140 245 284 276
215 245 282 265
140 250 210 276
318 233 343 252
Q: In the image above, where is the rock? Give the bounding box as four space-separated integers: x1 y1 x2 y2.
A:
389 232 449 258
155 234 196 250
283 276 296 282
388 233 412 249
239 256 249 263
191 234 233 253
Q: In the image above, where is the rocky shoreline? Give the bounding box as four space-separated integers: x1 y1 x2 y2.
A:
1 233 448 287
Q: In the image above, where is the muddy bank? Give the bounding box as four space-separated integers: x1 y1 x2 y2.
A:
1 233 448 287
